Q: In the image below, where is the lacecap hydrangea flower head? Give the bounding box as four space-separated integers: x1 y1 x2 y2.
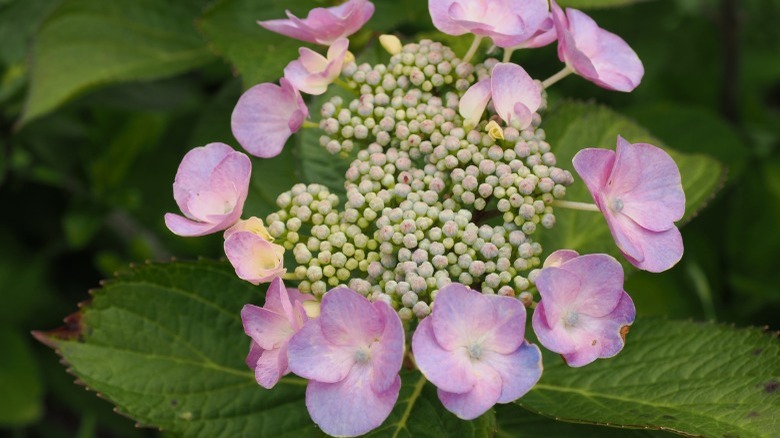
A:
165 0 685 435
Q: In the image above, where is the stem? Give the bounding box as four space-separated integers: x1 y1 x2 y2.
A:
552 200 601 212
502 48 515 63
462 35 484 64
282 272 303 281
542 66 573 89
301 120 319 129
334 77 359 95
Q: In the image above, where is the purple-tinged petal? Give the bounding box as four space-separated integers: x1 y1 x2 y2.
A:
224 217 273 241
535 266 581 327
284 38 349 95
306 364 400 437
559 254 624 318
254 346 287 389
609 223 684 273
484 341 542 403
429 0 467 35
438 361 502 420
607 138 685 232
320 286 383 347
287 318 356 384
431 283 495 350
224 232 285 285
602 209 645 262
245 340 263 369
543 249 580 268
490 63 541 129
368 300 405 393
258 0 373 46
241 304 293 350
516 16 557 49
412 316 475 394
164 213 225 237
459 79 491 127
532 301 578 354
482 295 526 354
172 142 234 215
572 147 615 210
231 78 308 158
263 277 294 320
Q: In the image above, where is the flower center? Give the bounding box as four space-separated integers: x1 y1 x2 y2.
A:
564 311 579 327
467 343 483 360
354 347 371 364
611 198 624 212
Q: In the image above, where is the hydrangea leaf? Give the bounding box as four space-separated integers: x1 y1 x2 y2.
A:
518 319 780 437
540 100 724 257
365 371 496 437
198 0 318 89
20 0 214 125
35 260 316 436
35 261 497 436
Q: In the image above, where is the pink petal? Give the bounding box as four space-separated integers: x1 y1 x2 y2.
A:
259 0 373 46
588 29 644 92
320 287 383 347
368 300 405 393
534 266 581 328
482 295 527 354
602 209 645 262
263 277 294 320
412 316 475 394
245 340 263 369
231 78 308 158
254 345 287 389
306 365 400 437
572 147 615 211
532 301 578 354
287 318 355 384
438 361 502 420
429 0 467 35
164 212 224 237
610 222 684 273
491 63 541 128
459 79 491 127
241 304 293 350
608 138 685 232
483 341 542 403
224 232 285 285
543 249 580 268
172 143 234 215
560 253 624 318
431 283 495 351
517 16 557 49
258 16 319 45
550 1 598 80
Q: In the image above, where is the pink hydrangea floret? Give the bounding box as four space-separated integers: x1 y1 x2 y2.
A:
231 78 309 159
287 287 404 437
550 0 644 92
412 283 542 420
258 0 375 46
223 219 286 285
573 136 685 272
242 277 315 388
532 250 636 367
428 0 550 48
459 62 542 130
284 38 350 95
164 142 251 237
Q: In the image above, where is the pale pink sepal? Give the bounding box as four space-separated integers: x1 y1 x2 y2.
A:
459 63 542 130
412 283 542 420
284 38 349 95
287 287 404 437
572 136 685 272
258 0 374 46
224 231 286 285
429 0 550 48
242 277 313 389
164 143 251 237
550 0 644 92
231 78 309 159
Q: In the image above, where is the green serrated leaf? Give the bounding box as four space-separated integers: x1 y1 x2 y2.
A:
36 260 315 436
519 319 780 437
21 0 214 124
540 101 724 258
366 371 495 438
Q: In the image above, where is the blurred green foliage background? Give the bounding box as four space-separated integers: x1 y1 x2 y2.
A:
0 0 778 436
